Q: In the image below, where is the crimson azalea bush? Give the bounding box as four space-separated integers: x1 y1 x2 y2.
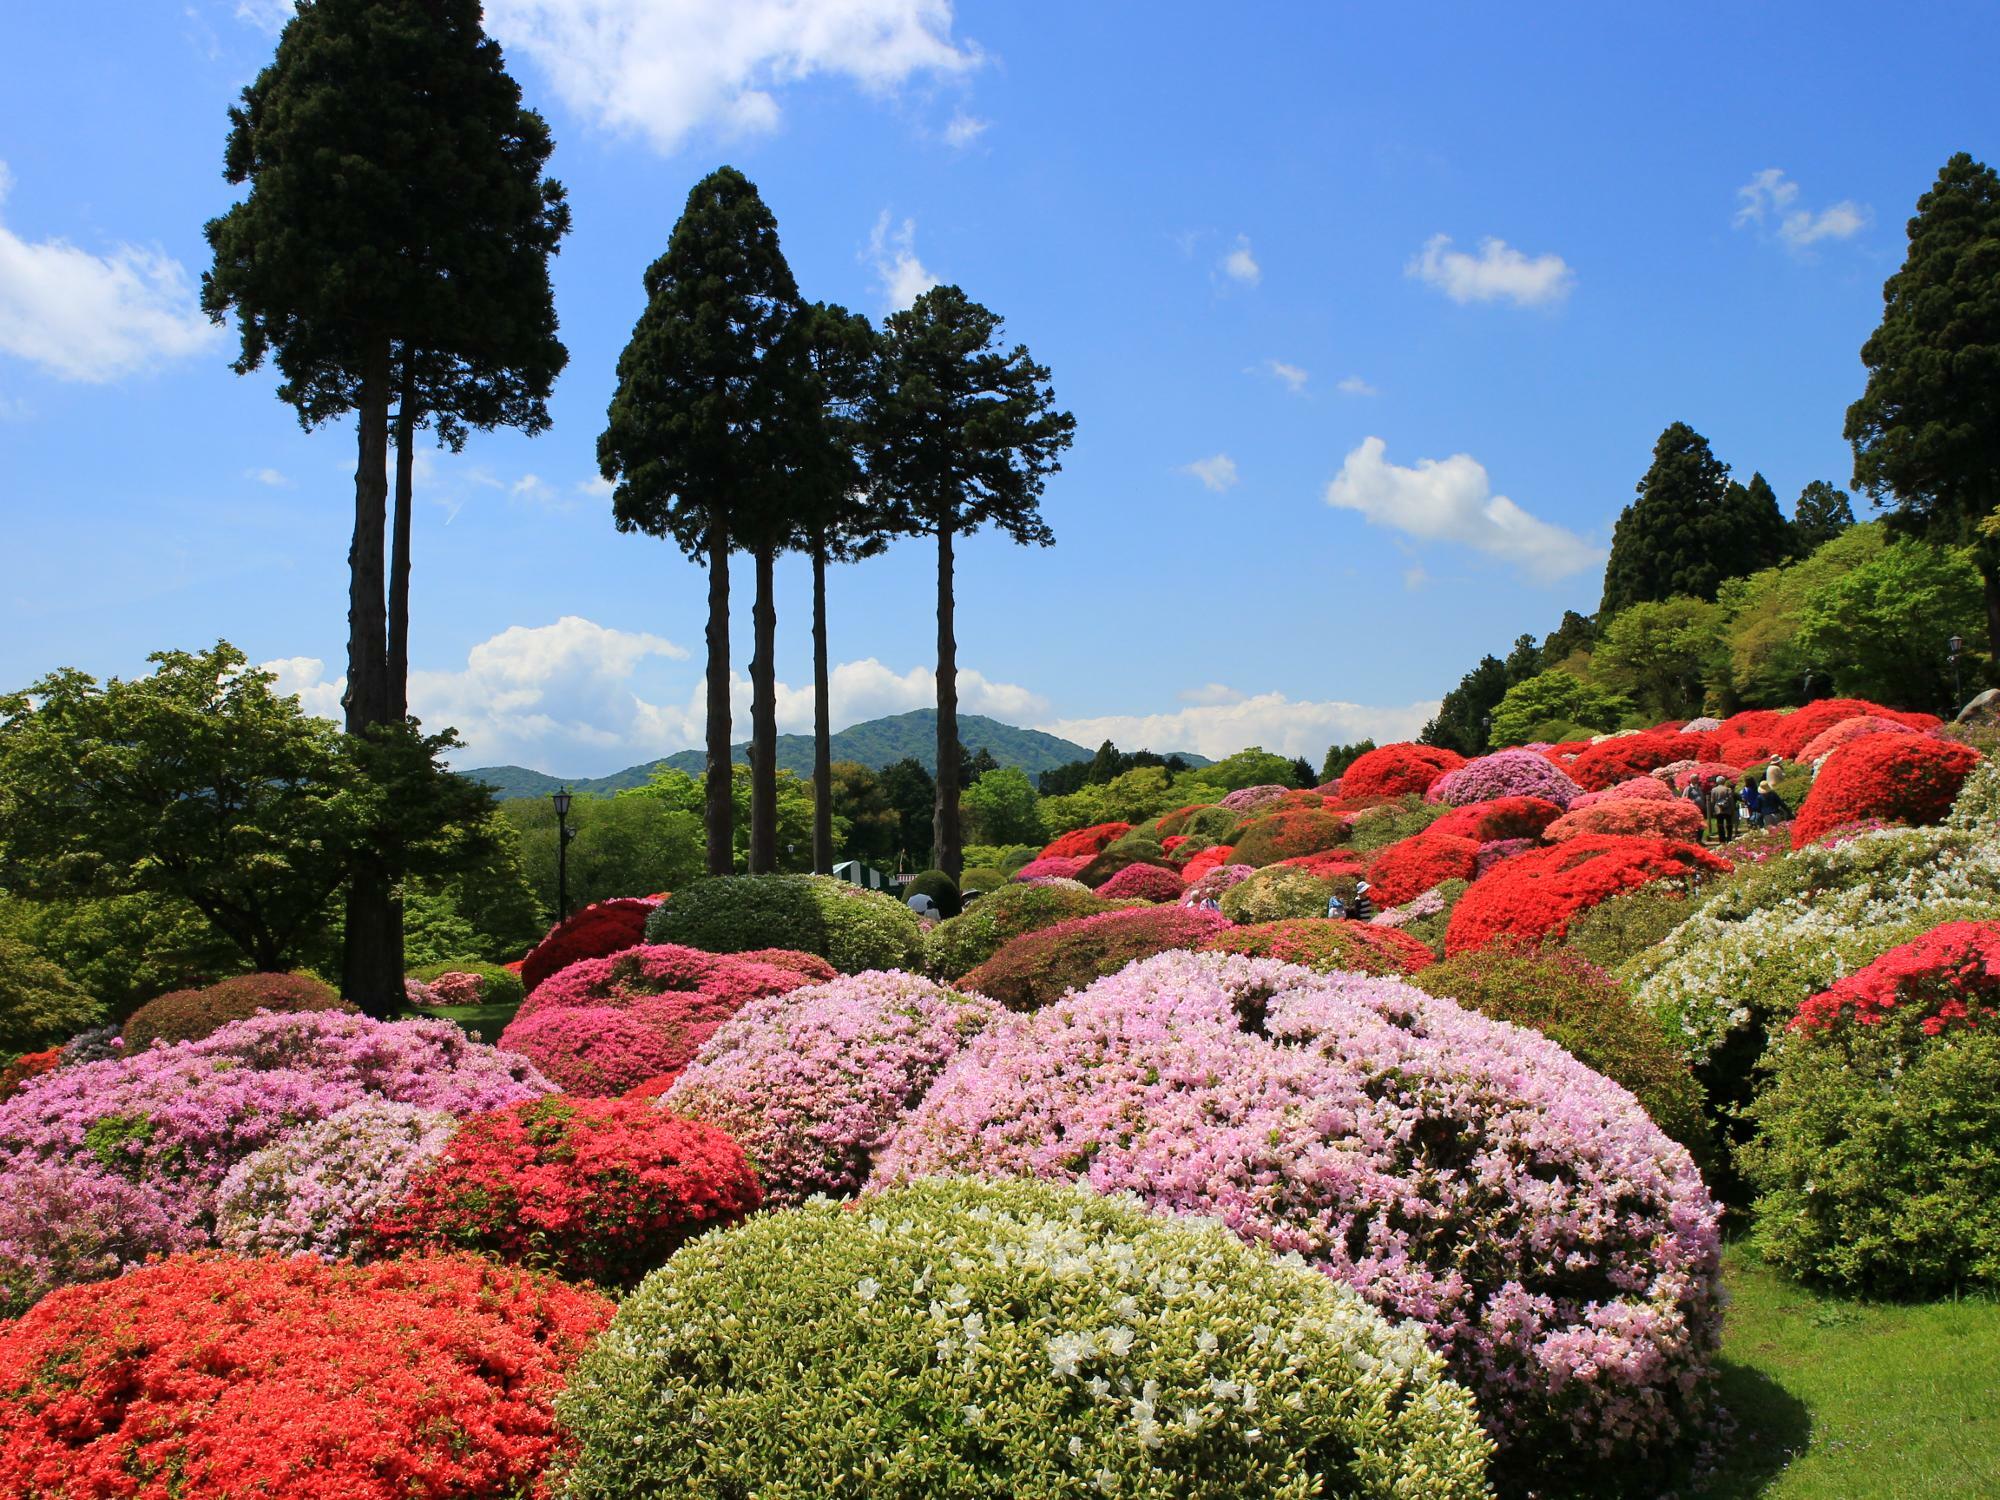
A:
1427 795 1564 842
1177 842 1238 881
1744 921 2000 1293
1038 822 1132 859
1198 917 1435 975
1228 806 1350 866
875 951 1722 1477
367 1096 760 1288
959 906 1233 1010
1426 749 1582 808
729 947 838 982
1544 797 1707 843
0 1050 60 1104
1092 861 1185 901
0 1252 613 1500
1565 732 1691 791
665 971 1003 1205
1446 835 1732 954
1338 742 1465 799
521 897 659 997
1273 849 1370 880
1791 734 1983 849
121 971 351 1050
1709 708 1788 765
1366 831 1482 906
1767 698 1939 759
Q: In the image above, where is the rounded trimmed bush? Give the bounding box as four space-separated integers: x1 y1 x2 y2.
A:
1791 734 1982 849
1563 881 1704 970
1197 917 1435 975
877 951 1721 1476
1446 835 1731 954
960 906 1233 1010
552 1177 1494 1500
1092 862 1185 902
0 1252 613 1500
903 869 961 917
1365 831 1481 905
1565 732 1690 791
1012 853 1092 882
1073 845 1172 888
0 937 101 1056
1425 749 1582 808
1427 795 1564 842
1039 822 1132 860
1177 842 1238 881
366 1096 760 1288
122 971 351 1050
1767 698 1939 759
521 898 659 996
921 883 1131 980
1544 797 1707 843
645 875 922 973
1173 805 1246 843
1178 861 1257 908
407 960 526 1011
1339 742 1465 800
1226 807 1350 866
1218 864 1342 923
664 971 1003 1205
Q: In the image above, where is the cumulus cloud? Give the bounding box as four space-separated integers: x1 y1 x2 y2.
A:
1734 168 1868 248
245 467 292 488
1266 359 1308 393
943 111 989 147
1323 436 1602 583
261 655 346 720
1220 235 1261 286
1182 453 1239 492
475 0 980 155
866 211 939 310
1406 234 1572 307
0 160 222 382
1335 375 1377 396
1042 691 1437 763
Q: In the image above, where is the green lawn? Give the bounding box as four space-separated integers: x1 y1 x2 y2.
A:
398 999 521 1044
1696 1245 2000 1497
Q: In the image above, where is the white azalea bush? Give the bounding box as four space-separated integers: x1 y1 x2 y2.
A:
551 1177 1493 1499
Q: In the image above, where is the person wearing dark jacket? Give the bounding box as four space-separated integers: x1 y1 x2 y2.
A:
1348 881 1376 921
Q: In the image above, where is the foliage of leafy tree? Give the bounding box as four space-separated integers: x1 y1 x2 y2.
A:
1601 423 1783 612
826 761 903 868
1319 741 1377 783
877 758 941 870
0 892 237 1020
1202 747 1300 792
1590 599 1726 722
870 286 1075 878
1715 525 1886 706
1792 480 1856 554
600 167 800 877
1794 538 1988 710
1539 610 1599 671
1846 152 2000 659
1489 671 1631 746
960 767 1046 848
1423 655 1510 754
503 784 700 916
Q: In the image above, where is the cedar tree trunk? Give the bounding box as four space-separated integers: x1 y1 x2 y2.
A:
811 541 834 874
704 529 734 875
749 542 778 873
932 519 961 879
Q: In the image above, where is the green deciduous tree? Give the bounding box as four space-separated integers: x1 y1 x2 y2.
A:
1489 670 1631 746
502 779 704 916
1846 152 2000 660
960 766 1046 847
1319 740 1376 784
1590 599 1726 722
1202 747 1299 792
870 286 1075 879
1794 537 1988 710
876 757 940 870
1716 524 1885 707
1792 481 1856 554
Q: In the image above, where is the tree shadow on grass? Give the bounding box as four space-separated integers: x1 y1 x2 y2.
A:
1684 1360 1815 1498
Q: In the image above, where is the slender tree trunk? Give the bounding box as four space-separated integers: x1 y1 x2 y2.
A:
342 336 401 1019
749 543 778 873
388 363 415 721
1983 560 2000 684
811 541 834 874
933 520 961 879
704 530 734 875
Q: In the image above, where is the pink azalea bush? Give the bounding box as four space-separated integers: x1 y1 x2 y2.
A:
665 972 1004 1206
1011 854 1092 883
1178 862 1256 907
1568 776 1675 810
0 1160 205 1317
1219 783 1292 813
875 950 1722 1472
1092 862 1185 902
1425 749 1583 809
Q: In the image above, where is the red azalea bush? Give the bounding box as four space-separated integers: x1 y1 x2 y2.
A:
1366 833 1482 906
959 906 1233 1010
1094 863 1186 902
122 972 351 1051
731 948 839 983
1796 715 1922 763
1446 835 1732 954
1179 844 1238 881
0 1252 614 1500
521 898 659 997
1338 743 1465 800
1274 850 1370 880
1544 797 1707 843
1038 822 1132 860
1229 808 1351 866
1474 838 1537 877
1198 918 1435 976
366 1096 760 1288
1427 796 1563 843
0 1050 60 1103
1565 732 1692 791
1792 735 1983 850
1160 834 1190 853
1709 709 1788 765
1538 739 1595 770
1793 919 2000 1036
1768 698 1940 759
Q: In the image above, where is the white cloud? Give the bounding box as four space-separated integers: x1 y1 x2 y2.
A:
233 0 294 31
1406 234 1572 307
1323 436 1602 583
1042 692 1438 763
1735 168 1869 249
1335 375 1376 397
578 474 615 500
1178 683 1245 707
866 211 939 311
0 160 222 382
261 655 346 720
245 467 292 488
1182 453 1239 493
1220 235 1261 286
943 111 989 147
1266 359 1308 393
477 0 980 155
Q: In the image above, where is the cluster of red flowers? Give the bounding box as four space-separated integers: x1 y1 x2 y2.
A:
1791 734 1982 849
1544 797 1706 843
366 1097 761 1287
1564 732 1691 791
1228 807 1350 866
1197 917 1435 976
1273 850 1369 880
1178 844 1238 881
1365 832 1482 906
0 1049 59 1103
1093 863 1187 902
1707 709 1787 764
1445 834 1731 954
1337 742 1465 799
0 1252 614 1499
1768 698 1939 759
1794 715 1921 763
1038 822 1132 860
1427 795 1563 842
1793 920 2000 1037
520 897 660 996
960 906 1233 1010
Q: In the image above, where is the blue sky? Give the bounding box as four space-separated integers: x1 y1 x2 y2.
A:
3 1 1994 774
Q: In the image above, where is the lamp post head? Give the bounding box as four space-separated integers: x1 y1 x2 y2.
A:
1950 635 1964 657
551 788 573 820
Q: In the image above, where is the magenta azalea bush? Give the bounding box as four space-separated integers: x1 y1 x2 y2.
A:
214 1100 459 1259
664 972 1003 1206
1011 854 1092 883
1426 749 1583 809
1092 862 1184 902
874 950 1722 1472
0 1160 204 1317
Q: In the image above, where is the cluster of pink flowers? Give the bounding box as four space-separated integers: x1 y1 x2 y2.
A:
666 971 1003 1205
1544 797 1707 842
1426 750 1583 809
1179 862 1257 906
1568 775 1674 810
1093 862 1185 902
425 970 488 1005
1653 761 1746 791
1218 783 1292 813
874 950 1722 1465
1011 854 1092 883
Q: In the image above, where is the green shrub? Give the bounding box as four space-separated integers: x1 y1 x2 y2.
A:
645 875 922 975
903 870 961 918
121 971 352 1050
1411 946 1713 1164
1563 882 1704 970
1949 754 2000 830
1345 795 1450 854
1173 805 1244 843
551 1177 1493 1500
1218 865 1344 923
0 936 102 1056
1228 808 1349 866
1390 878 1468 953
957 866 1005 895
407 960 527 1012
921 883 1131 981
962 843 1040 875
1072 845 1170 888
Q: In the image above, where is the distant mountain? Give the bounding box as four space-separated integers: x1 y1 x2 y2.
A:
462 709 1209 800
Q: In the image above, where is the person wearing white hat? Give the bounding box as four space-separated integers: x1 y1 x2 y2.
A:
1349 881 1375 922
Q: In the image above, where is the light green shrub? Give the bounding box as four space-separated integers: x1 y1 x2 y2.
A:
645 875 922 974
957 866 1006 895
1218 866 1343 924
1345 796 1450 854
407 960 526 1012
922 883 1131 981
0 936 102 1055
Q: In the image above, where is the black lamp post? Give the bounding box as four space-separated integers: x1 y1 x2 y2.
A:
1481 713 1493 750
551 787 574 921
1801 666 1816 704
1949 635 1965 717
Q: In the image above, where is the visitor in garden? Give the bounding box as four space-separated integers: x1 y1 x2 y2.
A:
1349 881 1376 921
1740 780 1764 830
1325 892 1347 919
1683 776 1711 841
1710 777 1739 842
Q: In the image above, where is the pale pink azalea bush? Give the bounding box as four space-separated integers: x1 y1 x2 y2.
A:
1426 750 1583 809
874 950 1722 1470
1011 854 1092 883
664 971 1003 1205
1178 862 1256 907
1569 776 1675 810
0 1160 205 1317
1219 783 1292 812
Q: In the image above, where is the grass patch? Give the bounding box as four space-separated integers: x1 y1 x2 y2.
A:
396 999 520 1045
